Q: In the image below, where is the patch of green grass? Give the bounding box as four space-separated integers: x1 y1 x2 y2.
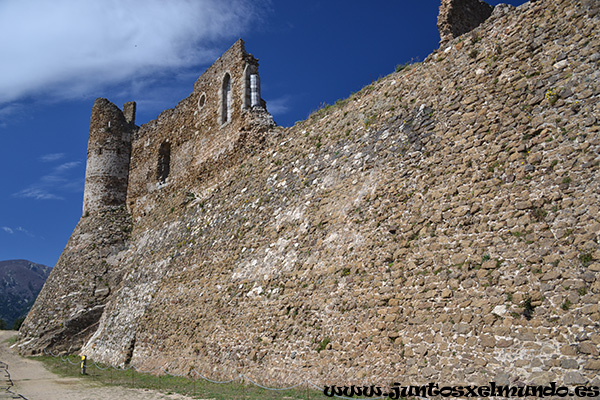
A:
334 98 350 108
363 114 377 127
37 354 329 399
395 58 421 73
395 62 410 72
522 297 535 320
309 102 333 120
317 337 331 353
532 207 547 221
579 251 593 267
3 333 18 345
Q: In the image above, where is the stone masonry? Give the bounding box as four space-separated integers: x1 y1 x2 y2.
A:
20 0 600 390
438 0 494 46
82 98 136 215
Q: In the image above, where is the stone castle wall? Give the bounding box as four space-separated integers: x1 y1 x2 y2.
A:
21 0 600 390
19 207 131 353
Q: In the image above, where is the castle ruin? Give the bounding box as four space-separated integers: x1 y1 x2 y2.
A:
82 39 274 220
20 0 600 390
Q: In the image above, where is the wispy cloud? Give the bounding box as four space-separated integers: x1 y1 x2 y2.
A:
0 103 26 127
0 103 24 118
16 227 35 237
1 226 35 237
14 161 83 200
40 153 66 162
13 188 64 201
0 0 266 105
266 96 292 116
54 161 80 173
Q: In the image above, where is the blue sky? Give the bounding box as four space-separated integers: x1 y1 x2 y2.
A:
0 0 527 267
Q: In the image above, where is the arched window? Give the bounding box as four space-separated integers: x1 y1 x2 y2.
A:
221 73 231 124
250 74 260 107
157 142 171 183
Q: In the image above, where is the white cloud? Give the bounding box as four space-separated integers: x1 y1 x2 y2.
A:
16 227 35 237
13 188 64 201
54 161 80 173
14 161 82 200
1 226 34 237
0 103 26 127
40 153 66 162
0 0 265 104
266 96 291 115
0 103 24 118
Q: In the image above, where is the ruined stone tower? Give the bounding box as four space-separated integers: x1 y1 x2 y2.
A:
437 0 494 46
82 99 136 215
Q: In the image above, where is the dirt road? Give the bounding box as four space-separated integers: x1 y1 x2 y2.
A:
0 331 195 400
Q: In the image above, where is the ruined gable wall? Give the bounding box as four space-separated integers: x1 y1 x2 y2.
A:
438 0 494 46
126 39 273 224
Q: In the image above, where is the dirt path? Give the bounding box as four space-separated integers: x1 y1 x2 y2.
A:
0 331 197 400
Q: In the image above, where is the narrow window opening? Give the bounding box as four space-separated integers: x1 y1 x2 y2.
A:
243 65 261 110
198 93 206 110
244 66 251 109
157 142 171 183
221 73 231 124
250 74 260 107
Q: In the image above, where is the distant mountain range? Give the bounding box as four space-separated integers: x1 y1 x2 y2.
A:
0 260 51 329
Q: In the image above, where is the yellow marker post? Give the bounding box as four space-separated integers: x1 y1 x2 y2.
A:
80 355 87 375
